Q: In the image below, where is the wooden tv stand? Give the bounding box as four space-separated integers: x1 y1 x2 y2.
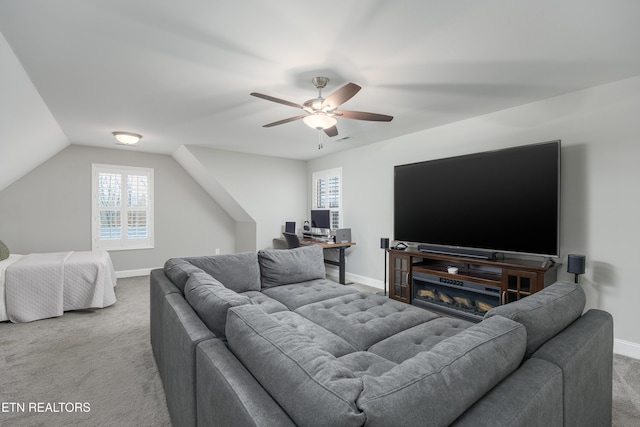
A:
387 248 560 314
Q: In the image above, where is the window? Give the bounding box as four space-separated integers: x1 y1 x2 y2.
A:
92 164 154 250
312 168 342 229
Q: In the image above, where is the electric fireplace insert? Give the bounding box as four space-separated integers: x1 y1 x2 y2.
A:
412 271 502 322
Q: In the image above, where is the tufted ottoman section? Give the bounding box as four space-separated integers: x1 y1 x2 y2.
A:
296 292 438 350
261 278 358 310
368 316 474 363
270 311 358 357
226 304 366 427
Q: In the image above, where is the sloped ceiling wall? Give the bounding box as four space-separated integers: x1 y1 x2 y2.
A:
173 145 308 253
0 31 68 192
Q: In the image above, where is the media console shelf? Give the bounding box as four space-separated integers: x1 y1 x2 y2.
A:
388 248 561 320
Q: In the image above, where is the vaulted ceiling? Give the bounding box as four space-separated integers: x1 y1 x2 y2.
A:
2 0 640 163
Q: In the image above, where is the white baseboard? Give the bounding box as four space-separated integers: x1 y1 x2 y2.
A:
345 272 384 290
325 266 384 290
116 268 156 279
614 338 640 360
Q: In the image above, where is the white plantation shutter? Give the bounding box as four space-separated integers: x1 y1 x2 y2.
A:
312 168 342 229
92 164 154 250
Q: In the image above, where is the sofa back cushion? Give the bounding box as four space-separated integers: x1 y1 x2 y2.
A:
356 315 526 427
184 272 250 338
226 305 365 427
164 258 205 294
485 281 585 358
258 245 325 289
186 252 261 293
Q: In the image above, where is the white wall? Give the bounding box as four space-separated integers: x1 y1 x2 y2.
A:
178 146 308 252
308 75 640 356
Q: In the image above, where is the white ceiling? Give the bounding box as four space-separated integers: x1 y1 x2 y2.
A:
1 0 640 161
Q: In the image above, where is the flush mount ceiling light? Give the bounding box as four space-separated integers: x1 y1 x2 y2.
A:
112 131 142 145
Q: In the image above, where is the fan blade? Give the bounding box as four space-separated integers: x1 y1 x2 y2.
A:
334 110 393 122
323 125 338 137
263 115 307 128
321 83 361 109
250 92 304 109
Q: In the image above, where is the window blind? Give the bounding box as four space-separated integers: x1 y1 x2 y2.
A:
312 168 342 230
92 164 154 250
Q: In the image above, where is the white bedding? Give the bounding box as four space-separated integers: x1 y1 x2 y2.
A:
0 250 117 323
0 254 23 322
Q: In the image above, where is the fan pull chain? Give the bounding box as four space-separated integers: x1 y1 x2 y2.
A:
318 130 323 150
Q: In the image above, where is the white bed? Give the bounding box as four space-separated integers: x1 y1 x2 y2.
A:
0 250 117 323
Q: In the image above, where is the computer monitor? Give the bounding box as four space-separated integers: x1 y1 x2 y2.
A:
285 221 295 233
310 209 331 230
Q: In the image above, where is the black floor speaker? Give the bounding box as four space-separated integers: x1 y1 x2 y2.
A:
380 238 390 249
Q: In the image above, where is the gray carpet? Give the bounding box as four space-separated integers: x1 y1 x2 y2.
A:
0 276 171 426
612 353 640 426
1 276 639 426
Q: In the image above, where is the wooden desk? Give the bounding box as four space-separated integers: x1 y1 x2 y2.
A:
272 238 356 285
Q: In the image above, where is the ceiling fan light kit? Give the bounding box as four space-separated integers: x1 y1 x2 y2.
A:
251 76 393 147
303 113 337 130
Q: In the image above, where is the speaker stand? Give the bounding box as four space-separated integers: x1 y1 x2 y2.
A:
376 250 388 297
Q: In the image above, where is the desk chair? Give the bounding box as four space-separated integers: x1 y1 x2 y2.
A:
283 232 301 248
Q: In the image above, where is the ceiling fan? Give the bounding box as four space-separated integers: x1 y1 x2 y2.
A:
250 77 393 140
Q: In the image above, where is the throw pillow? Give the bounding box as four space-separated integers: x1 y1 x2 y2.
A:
164 258 205 294
184 272 250 338
258 245 325 288
0 240 9 261
186 252 261 293
484 281 586 358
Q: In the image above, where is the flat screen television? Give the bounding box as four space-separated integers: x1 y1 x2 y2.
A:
394 140 560 258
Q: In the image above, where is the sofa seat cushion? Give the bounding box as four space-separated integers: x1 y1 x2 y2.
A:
185 252 261 293
296 292 438 351
241 291 289 314
270 311 358 357
261 278 358 310
258 246 326 289
337 351 397 378
485 281 586 358
369 317 474 363
357 315 527 427
184 272 250 339
226 305 366 427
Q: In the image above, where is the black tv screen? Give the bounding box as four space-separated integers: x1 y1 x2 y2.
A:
394 141 560 257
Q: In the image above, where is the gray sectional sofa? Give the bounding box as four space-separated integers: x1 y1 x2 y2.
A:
150 245 613 427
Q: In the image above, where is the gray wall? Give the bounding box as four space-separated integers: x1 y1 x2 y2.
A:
0 145 235 272
0 31 68 192
180 146 308 252
308 75 640 355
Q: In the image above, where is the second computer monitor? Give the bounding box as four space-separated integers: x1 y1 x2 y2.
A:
310 209 331 230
